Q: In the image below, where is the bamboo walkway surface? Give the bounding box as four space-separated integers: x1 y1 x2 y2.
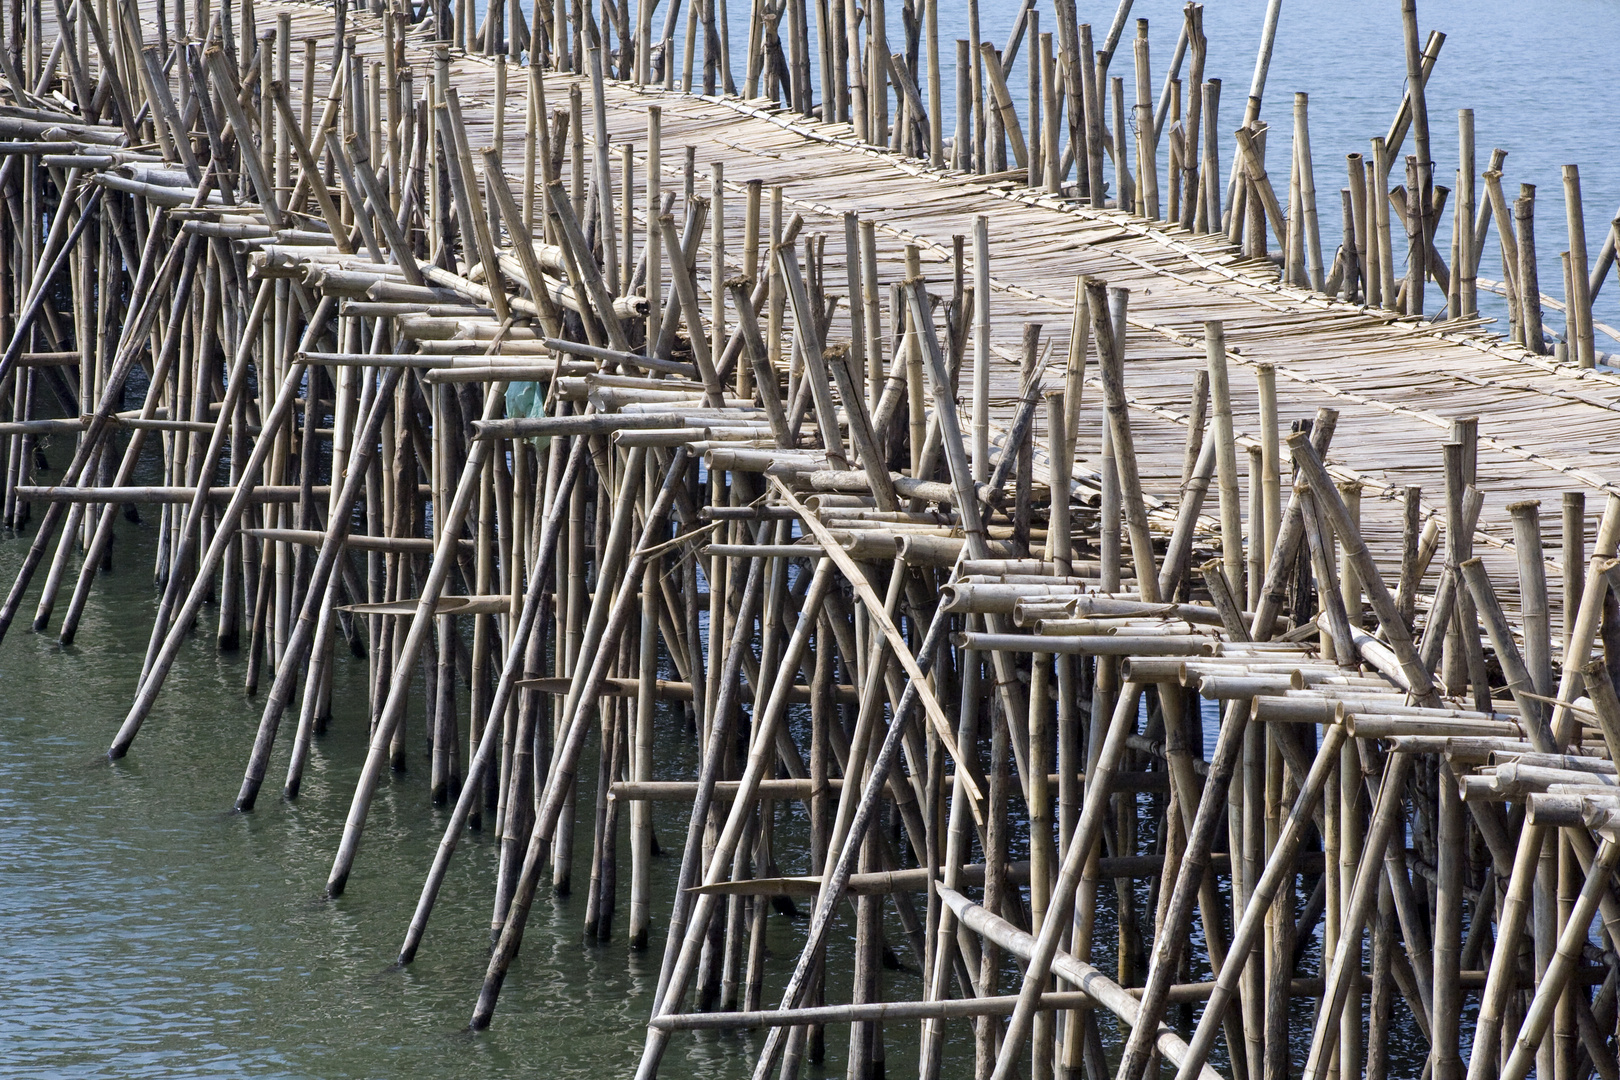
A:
226 0 1620 631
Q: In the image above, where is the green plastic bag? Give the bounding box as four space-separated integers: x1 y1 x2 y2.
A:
504 381 550 451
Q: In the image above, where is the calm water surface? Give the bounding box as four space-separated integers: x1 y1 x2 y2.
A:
741 0 1620 337
0 489 983 1077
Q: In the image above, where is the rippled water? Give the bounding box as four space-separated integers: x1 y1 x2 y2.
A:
0 519 770 1078
1 500 994 1077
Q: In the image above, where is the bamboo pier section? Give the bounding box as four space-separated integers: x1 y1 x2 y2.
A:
3 0 1620 1077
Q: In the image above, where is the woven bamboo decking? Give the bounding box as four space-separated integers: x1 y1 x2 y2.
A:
270 0 1620 631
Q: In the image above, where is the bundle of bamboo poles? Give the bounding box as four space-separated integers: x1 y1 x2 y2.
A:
1 1 1619 1079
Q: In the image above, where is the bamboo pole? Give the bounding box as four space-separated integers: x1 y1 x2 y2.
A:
1091 281 1158 600
109 284 298 752
1498 839 1620 1080
401 437 653 962
1563 165 1595 368
1206 321 1243 602
1132 22 1156 221
1173 723 1349 1080
1456 110 1477 317
235 363 406 808
1516 184 1546 353
325 381 511 895
1295 92 1323 291
972 214 989 480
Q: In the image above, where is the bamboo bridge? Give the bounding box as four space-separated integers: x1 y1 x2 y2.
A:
2 1 1619 1079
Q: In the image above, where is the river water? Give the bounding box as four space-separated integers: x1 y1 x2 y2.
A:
0 522 713 1078
0 493 1004 1078
740 0 1620 340
0 1 1588 1076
